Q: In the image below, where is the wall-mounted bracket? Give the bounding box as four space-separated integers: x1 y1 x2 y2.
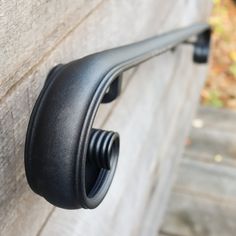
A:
183 28 211 63
193 28 211 63
102 75 122 103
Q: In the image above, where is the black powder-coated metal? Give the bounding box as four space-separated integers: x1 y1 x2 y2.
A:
25 23 211 209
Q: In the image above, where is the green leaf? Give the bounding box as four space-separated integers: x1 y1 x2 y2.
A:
229 63 236 78
207 90 223 108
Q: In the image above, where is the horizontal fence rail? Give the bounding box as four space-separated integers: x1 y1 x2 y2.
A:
24 23 211 209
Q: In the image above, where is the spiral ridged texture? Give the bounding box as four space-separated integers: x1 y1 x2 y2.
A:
88 129 120 170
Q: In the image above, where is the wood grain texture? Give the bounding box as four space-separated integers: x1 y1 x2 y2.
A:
160 107 236 236
185 106 236 166
175 159 236 203
0 0 103 99
161 192 236 236
195 106 236 133
161 158 236 236
0 0 211 235
186 129 236 165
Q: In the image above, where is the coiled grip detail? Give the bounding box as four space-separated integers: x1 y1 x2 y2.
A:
88 129 119 170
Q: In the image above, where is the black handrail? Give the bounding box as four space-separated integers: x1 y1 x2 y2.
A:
25 23 211 209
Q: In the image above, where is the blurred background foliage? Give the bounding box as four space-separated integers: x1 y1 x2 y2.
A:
201 0 236 109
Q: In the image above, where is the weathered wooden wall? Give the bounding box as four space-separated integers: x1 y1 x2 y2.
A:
0 1 211 236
